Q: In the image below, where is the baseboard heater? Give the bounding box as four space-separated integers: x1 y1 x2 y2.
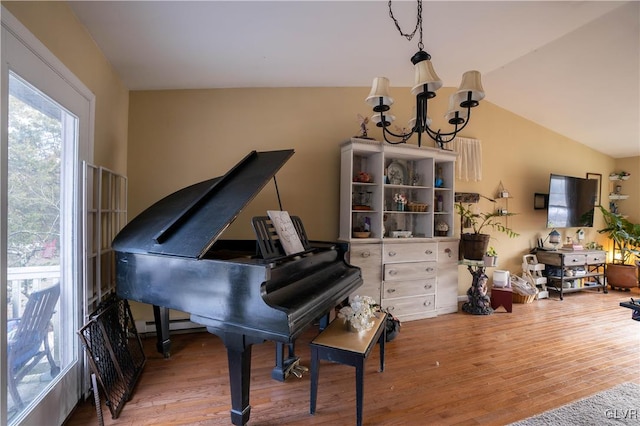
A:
135 318 205 335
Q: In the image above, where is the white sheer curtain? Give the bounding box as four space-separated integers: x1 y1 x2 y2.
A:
452 137 482 181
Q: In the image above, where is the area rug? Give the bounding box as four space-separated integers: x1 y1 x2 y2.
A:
510 382 640 426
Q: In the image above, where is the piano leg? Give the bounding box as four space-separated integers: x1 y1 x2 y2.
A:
271 342 299 382
219 331 264 426
271 312 330 381
152 305 171 358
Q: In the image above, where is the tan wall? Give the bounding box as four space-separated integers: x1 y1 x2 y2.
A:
129 87 633 298
2 1 129 174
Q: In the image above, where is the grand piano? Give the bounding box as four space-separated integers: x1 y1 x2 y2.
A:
112 150 362 425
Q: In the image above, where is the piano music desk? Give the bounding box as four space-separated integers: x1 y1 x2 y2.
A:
310 313 386 426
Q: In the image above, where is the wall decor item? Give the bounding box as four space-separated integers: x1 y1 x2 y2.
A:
586 173 602 206
534 193 549 210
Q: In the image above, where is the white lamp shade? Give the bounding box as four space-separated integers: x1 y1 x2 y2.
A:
445 93 468 123
372 113 396 126
408 107 432 129
365 77 394 108
411 60 443 96
455 70 485 103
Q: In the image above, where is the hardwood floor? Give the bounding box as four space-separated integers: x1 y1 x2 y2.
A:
64 287 640 426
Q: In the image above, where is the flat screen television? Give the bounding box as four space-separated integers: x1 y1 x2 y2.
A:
546 173 598 228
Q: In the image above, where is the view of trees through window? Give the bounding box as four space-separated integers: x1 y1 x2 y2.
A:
8 76 62 268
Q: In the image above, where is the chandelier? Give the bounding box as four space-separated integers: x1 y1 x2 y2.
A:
365 0 485 149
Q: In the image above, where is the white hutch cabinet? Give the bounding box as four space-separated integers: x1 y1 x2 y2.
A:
340 138 459 321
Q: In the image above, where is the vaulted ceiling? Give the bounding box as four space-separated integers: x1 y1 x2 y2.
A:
69 1 640 158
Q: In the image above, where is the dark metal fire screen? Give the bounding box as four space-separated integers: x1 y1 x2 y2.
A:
78 295 145 420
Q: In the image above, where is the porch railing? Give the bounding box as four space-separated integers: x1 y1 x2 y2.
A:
7 265 60 319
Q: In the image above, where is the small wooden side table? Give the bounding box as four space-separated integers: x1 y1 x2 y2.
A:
491 286 513 312
309 313 386 426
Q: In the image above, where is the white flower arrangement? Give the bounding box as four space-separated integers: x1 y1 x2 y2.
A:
337 295 380 332
393 193 407 203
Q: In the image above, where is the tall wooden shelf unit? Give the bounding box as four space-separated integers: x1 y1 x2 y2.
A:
340 138 459 322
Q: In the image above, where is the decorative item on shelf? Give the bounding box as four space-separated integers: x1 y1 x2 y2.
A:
390 230 412 238
497 181 510 198
393 193 407 211
364 0 485 149
597 206 640 290
435 220 449 236
609 171 631 181
352 189 372 210
455 202 519 260
483 246 498 267
337 295 381 333
354 114 372 139
353 171 372 183
352 231 371 239
408 202 428 212
576 228 585 242
547 229 561 250
435 194 443 212
435 166 444 187
387 160 405 185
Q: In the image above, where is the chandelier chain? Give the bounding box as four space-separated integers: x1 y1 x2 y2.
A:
388 0 424 50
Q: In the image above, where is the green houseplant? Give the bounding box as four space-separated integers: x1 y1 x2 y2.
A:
455 203 519 260
597 206 640 289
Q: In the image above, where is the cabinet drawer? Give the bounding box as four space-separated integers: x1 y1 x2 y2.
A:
383 242 437 263
586 252 606 264
349 244 382 287
382 295 436 317
438 240 458 264
384 261 436 281
383 278 435 299
563 254 586 266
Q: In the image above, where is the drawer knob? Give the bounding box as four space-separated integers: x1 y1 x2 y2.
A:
424 284 432 290
387 288 396 294
361 251 371 258
425 267 435 272
424 300 432 307
425 249 433 255
444 248 452 257
388 306 395 312
389 270 397 276
388 251 397 257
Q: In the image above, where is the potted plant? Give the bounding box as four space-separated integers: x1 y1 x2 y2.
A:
455 203 519 260
483 246 498 267
597 206 640 289
609 171 631 181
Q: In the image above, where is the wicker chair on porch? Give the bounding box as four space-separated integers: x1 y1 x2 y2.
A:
7 283 61 408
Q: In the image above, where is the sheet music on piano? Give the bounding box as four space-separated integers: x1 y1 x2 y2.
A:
267 210 305 255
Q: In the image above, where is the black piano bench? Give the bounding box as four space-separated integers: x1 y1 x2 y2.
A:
309 313 386 426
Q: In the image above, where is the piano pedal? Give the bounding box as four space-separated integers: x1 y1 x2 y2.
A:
290 363 308 379
282 358 309 380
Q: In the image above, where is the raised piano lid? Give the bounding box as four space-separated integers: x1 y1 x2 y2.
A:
112 150 294 258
